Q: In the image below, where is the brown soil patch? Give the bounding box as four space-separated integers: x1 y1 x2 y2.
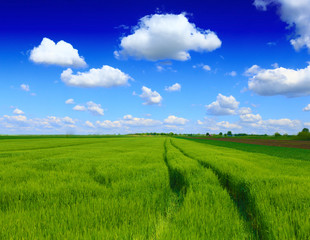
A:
190 137 310 150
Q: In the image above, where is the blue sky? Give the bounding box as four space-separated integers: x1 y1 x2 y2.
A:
0 0 310 134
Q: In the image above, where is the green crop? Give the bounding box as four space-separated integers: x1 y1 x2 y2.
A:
0 136 309 239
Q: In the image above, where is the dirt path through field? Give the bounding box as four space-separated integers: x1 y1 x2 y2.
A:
189 137 310 150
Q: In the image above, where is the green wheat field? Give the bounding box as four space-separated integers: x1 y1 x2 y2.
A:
0 136 309 239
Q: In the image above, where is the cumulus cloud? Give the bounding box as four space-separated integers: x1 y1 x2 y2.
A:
61 66 131 88
303 104 310 111
122 115 162 126
240 113 262 122
96 120 122 128
85 121 95 128
73 101 104 116
139 86 163 105
254 0 310 51
165 83 181 92
0 115 76 131
217 121 242 129
65 98 75 104
95 115 162 129
73 105 87 111
238 107 252 115
13 108 24 115
29 38 86 67
164 115 189 125
20 84 30 92
206 94 240 115
86 101 104 116
115 13 221 61
246 64 310 97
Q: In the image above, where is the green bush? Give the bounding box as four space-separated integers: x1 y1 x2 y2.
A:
297 131 310 140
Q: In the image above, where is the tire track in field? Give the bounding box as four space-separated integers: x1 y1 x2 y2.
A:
163 139 188 204
170 139 262 240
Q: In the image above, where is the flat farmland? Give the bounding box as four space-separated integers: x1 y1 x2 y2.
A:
0 136 309 239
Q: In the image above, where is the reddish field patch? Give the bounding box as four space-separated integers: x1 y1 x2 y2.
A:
190 137 310 150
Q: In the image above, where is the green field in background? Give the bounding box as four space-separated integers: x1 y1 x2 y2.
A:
0 136 309 239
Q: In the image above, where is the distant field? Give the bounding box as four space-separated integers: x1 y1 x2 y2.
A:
183 136 310 149
0 136 309 239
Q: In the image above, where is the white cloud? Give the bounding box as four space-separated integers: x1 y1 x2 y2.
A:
264 118 302 129
4 115 27 124
157 65 164 72
238 107 252 115
95 115 162 129
115 13 221 61
206 94 239 115
86 101 104 116
246 64 310 97
29 37 86 67
20 84 30 92
13 108 24 115
217 121 242 129
305 122 310 127
73 101 104 116
61 66 131 88
122 115 162 126
203 65 211 71
96 120 122 128
85 121 95 128
254 0 310 51
240 113 262 122
73 105 87 111
140 86 163 105
227 71 237 77
65 98 75 104
165 83 181 92
303 103 310 111
164 115 189 125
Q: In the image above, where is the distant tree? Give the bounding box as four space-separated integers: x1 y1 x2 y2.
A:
274 132 281 137
219 132 223 136
302 128 309 133
224 133 227 137
206 132 210 136
227 131 232 136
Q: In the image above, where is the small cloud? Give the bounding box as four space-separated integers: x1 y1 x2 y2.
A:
65 98 75 104
85 120 95 128
271 63 279 68
20 84 30 92
226 71 237 77
303 104 310 111
164 115 189 125
193 63 211 71
206 94 240 115
139 86 163 105
86 101 104 116
73 105 87 111
203 65 211 71
157 65 164 72
73 101 104 116
13 108 24 115
165 83 181 92
267 41 277 46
